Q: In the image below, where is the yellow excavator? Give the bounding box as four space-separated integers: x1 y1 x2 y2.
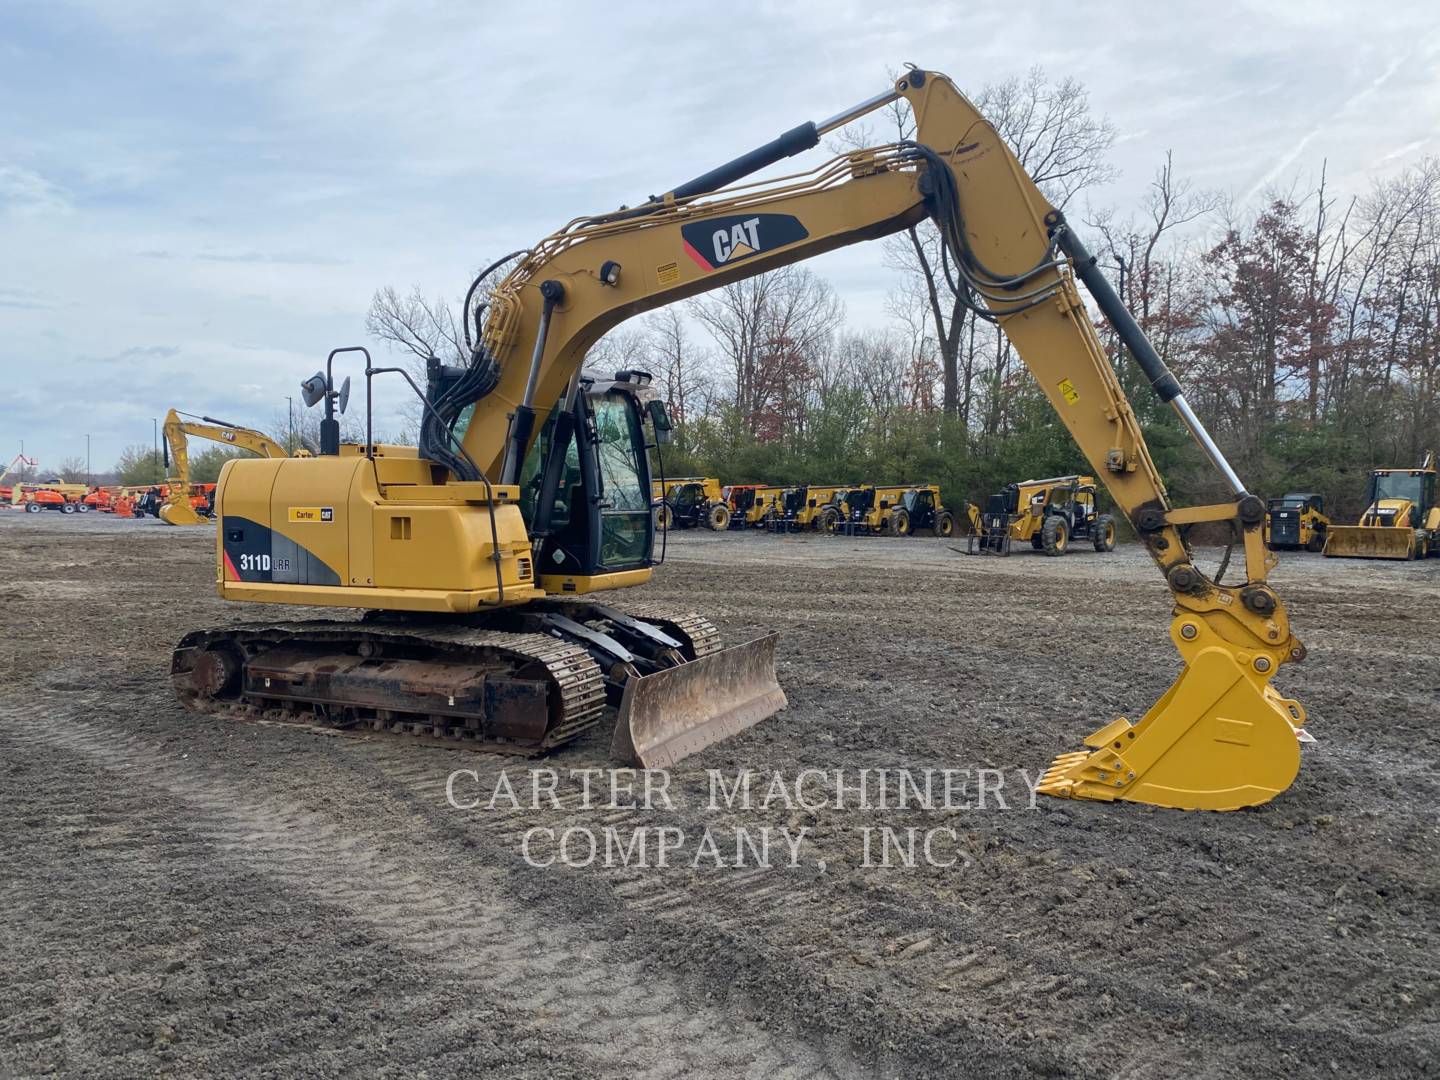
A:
171 67 1309 808
1322 454 1439 559
159 409 294 526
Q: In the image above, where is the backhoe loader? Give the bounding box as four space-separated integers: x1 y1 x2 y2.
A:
172 67 1309 806
1323 454 1439 559
158 409 291 526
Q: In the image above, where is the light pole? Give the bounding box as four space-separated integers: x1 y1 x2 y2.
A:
286 395 294 452
85 434 91 485
152 418 159 483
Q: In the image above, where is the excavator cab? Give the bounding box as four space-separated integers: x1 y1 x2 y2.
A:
518 372 658 580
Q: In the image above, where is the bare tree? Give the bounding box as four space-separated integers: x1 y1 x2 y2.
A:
977 67 1117 208
58 456 88 483
641 308 712 428
366 285 467 368
365 257 523 440
688 266 843 439
842 67 1115 423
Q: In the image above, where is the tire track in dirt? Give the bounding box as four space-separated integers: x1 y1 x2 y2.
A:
5 518 1439 1078
0 704 855 1080
0 733 594 1078
272 728 1437 1079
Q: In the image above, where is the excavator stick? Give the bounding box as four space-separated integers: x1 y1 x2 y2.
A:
1322 525 1416 560
612 633 786 768
1036 617 1307 810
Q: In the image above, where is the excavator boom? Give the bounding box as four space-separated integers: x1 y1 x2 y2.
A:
160 409 289 526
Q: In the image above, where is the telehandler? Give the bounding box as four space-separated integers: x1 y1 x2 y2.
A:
967 475 1116 555
889 486 956 537
172 67 1309 807
1265 493 1329 552
766 487 801 531
724 484 785 529
653 476 730 530
818 486 873 534
159 409 292 526
1323 454 1439 559
824 484 954 536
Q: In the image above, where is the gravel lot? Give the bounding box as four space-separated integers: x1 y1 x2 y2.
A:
1 511 1437 1078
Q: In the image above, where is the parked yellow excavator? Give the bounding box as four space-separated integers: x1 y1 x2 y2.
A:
159 409 293 525
171 67 1309 808
1323 454 1439 559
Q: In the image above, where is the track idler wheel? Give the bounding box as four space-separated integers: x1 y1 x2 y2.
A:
190 647 240 698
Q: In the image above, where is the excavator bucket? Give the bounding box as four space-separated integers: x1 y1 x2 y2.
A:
612 633 786 768
1322 525 1415 559
1036 620 1307 811
160 501 206 526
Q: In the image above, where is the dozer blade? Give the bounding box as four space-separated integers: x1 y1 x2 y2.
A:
612 633 786 768
1322 525 1415 559
1037 626 1306 811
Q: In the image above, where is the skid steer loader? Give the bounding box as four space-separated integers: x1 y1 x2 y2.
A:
1265 493 1330 552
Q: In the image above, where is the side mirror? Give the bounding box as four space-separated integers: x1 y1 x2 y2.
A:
337 376 352 416
647 399 674 445
300 373 327 407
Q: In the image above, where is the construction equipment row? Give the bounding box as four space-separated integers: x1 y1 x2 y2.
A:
650 478 957 537
650 453 1440 564
1256 453 1439 560
1 480 214 518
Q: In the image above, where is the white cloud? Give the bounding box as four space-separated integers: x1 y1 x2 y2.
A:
0 165 73 216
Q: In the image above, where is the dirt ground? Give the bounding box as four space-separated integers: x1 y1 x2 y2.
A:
1 511 1437 1078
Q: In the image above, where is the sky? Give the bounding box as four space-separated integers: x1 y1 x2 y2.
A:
2 0 1439 473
